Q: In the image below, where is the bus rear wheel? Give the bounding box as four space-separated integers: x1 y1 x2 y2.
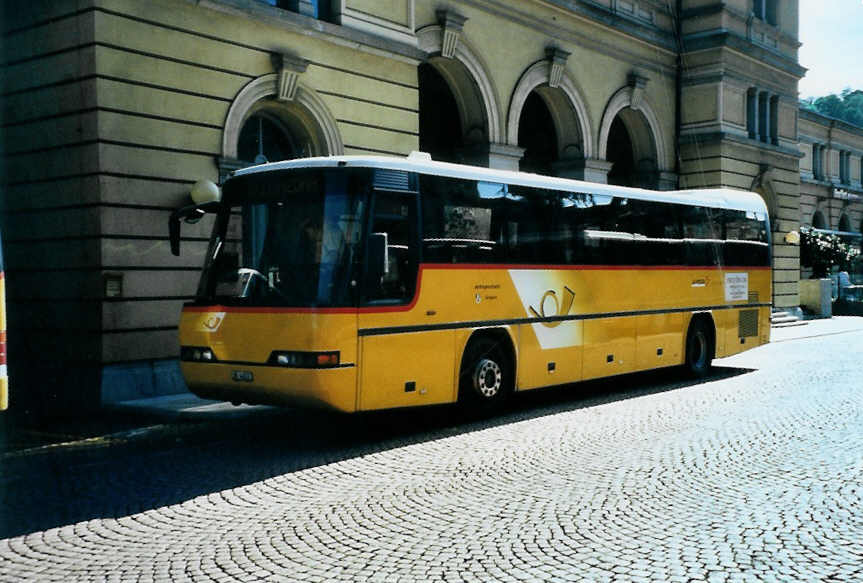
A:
459 336 513 411
685 318 713 378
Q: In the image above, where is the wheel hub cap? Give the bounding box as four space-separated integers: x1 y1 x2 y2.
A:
473 359 502 398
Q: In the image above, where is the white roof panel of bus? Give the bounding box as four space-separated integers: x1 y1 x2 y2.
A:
232 155 769 215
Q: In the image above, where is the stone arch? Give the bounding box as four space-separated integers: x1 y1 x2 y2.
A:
417 25 502 145
751 166 779 230
506 60 593 159
222 74 343 159
598 84 669 174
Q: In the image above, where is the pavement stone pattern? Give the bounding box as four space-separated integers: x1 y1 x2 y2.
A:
1 320 862 582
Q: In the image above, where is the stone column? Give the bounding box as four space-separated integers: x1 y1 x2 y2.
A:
552 158 614 184
487 143 526 172
758 91 770 143
456 143 525 171
657 171 679 191
769 95 779 145
747 88 759 139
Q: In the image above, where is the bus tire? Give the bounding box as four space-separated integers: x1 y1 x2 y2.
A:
684 317 713 378
458 335 513 411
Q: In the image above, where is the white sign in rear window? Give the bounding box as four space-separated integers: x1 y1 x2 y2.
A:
725 273 749 302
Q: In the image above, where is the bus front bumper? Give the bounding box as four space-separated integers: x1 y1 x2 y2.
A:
181 362 358 413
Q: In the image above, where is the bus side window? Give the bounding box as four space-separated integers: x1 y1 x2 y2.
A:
681 205 720 267
629 200 683 266
363 192 418 305
420 175 500 264
505 185 561 264
724 209 769 267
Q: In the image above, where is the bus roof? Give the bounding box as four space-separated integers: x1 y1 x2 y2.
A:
232 155 768 215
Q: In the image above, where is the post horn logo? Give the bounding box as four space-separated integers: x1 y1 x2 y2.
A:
529 286 575 328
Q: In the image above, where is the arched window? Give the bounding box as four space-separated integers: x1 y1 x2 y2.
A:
839 213 851 233
812 210 827 229
518 91 558 176
237 113 301 165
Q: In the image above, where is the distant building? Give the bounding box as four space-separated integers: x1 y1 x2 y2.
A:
798 108 863 278
0 0 832 412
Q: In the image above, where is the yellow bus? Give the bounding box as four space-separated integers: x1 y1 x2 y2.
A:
170 154 771 412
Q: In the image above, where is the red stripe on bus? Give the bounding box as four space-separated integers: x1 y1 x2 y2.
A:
419 264 771 271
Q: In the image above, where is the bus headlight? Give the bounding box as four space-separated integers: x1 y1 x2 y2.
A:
181 346 217 362
268 351 340 368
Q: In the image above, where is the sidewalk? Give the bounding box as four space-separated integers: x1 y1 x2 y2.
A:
2 316 861 458
770 314 863 343
0 393 275 459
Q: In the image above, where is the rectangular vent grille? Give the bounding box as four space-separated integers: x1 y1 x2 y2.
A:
374 169 410 191
748 291 760 303
738 309 759 338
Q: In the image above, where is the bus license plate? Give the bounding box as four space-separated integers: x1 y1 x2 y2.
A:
231 370 254 382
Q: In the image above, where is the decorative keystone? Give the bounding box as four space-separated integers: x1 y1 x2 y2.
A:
627 71 649 111
545 47 571 89
436 10 468 59
272 52 310 102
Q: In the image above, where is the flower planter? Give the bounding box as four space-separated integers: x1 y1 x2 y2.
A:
800 278 832 317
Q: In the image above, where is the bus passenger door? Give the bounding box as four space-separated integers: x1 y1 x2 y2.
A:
357 189 456 411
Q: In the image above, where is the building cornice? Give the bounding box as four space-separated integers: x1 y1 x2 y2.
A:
455 0 677 77
682 70 798 101
539 0 677 52
683 29 807 79
800 176 863 198
680 131 804 159
190 0 426 64
799 108 863 137
680 2 801 49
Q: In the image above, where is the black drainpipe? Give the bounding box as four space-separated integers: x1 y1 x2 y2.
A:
674 0 683 186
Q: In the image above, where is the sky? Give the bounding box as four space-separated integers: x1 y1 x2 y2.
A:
797 0 863 99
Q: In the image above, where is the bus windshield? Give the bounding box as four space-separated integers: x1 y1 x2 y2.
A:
197 169 366 307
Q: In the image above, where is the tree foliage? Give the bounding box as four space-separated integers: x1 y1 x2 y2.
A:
800 89 863 128
800 225 861 278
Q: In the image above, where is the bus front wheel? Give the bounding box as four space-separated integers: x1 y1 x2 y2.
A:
685 318 713 378
459 336 513 410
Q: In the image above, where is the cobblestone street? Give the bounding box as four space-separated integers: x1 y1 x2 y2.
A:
1 318 862 582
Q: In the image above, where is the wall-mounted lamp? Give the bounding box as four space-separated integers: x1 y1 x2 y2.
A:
784 230 800 245
190 180 221 205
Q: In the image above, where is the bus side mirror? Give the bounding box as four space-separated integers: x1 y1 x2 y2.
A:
367 232 389 284
169 202 220 256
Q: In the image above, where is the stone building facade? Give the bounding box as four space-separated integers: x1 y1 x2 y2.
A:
798 109 863 252
1 0 810 412
676 0 804 311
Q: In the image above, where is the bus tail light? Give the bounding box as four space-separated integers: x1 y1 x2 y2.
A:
268 351 340 368
180 346 217 362
316 353 339 367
